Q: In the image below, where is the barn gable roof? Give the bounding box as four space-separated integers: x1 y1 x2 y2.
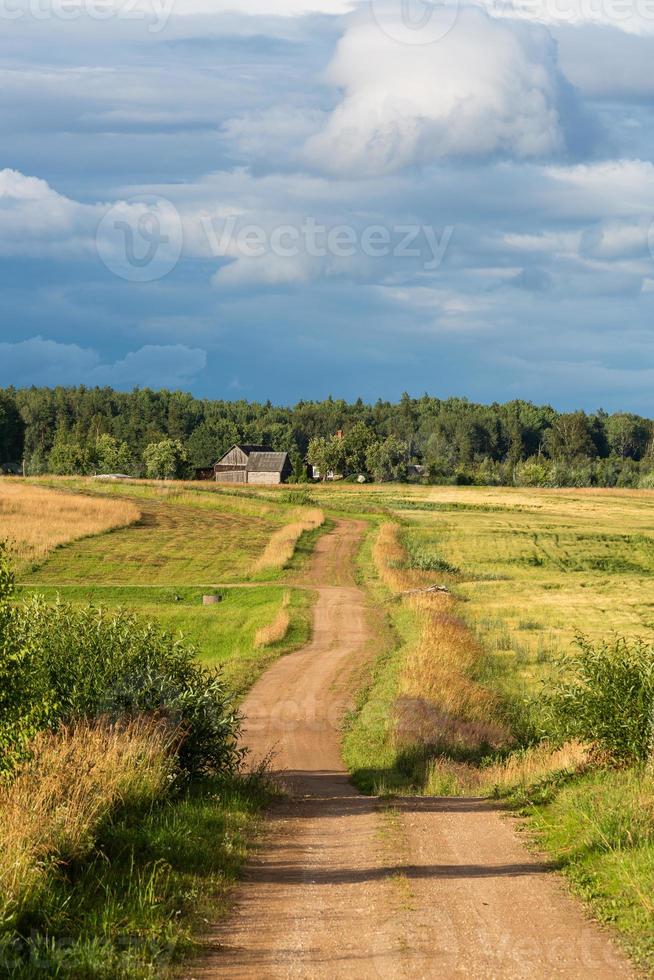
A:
237 444 267 456
214 444 266 468
246 451 290 474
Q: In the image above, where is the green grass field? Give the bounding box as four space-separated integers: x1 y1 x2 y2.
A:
1 477 322 977
19 582 313 701
12 478 320 700
5 478 654 973
20 478 310 585
337 484 654 970
390 487 654 703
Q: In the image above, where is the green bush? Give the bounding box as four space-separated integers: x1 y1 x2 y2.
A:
408 550 459 574
513 457 552 487
403 538 459 575
546 635 654 764
0 547 241 777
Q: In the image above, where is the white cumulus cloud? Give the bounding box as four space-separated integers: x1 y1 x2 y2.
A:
305 7 569 175
0 169 98 255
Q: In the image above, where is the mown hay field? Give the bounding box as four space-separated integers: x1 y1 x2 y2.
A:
9 478 318 695
0 479 140 568
18 477 323 586
390 486 654 700
343 484 654 788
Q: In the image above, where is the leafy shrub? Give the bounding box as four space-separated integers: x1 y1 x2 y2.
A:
408 551 459 574
282 489 314 506
546 635 654 764
0 546 241 777
403 539 459 575
513 458 552 487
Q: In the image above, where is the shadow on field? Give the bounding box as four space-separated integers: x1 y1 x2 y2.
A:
273 769 493 813
251 769 557 888
241 854 553 887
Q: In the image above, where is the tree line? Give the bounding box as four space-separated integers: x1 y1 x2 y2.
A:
1 385 654 486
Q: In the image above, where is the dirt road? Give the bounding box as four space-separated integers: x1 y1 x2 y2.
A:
192 520 634 979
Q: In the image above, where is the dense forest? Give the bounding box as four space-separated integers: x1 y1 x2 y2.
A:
1 385 654 487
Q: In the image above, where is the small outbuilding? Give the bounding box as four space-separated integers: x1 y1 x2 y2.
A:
214 445 292 485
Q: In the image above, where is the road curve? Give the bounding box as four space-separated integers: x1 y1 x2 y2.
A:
190 520 634 980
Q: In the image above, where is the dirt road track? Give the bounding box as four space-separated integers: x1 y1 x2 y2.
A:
191 520 635 979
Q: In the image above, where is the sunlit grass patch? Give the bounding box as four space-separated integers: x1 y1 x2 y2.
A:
0 718 177 934
253 508 324 573
0 479 140 570
255 591 291 647
530 767 654 970
0 755 272 978
17 583 313 703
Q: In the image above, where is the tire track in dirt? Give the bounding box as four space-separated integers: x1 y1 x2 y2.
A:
190 520 635 979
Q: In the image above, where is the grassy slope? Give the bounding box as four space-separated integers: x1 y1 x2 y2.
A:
341 486 654 970
6 480 323 978
12 479 654 972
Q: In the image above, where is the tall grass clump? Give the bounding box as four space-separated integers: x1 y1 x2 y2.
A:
424 740 589 798
546 635 654 765
373 522 419 592
254 591 291 648
373 523 460 594
388 593 514 791
398 593 508 744
359 525 515 789
0 544 257 976
254 508 324 572
0 718 177 935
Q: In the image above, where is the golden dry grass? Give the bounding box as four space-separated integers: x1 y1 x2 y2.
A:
394 485 654 700
373 522 426 593
254 591 291 647
0 480 140 565
369 502 607 793
399 592 507 742
425 740 589 796
0 718 176 929
253 508 324 572
372 523 509 754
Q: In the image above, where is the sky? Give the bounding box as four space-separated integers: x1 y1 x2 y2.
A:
1 0 654 411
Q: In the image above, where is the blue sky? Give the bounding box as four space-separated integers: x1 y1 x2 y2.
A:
2 0 654 411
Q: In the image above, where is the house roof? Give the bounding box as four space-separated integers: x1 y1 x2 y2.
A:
246 451 289 474
214 444 266 468
237 444 267 456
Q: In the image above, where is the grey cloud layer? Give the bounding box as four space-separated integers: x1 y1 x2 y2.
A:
1 0 653 407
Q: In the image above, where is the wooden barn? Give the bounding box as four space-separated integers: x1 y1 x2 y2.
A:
214 445 292 485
